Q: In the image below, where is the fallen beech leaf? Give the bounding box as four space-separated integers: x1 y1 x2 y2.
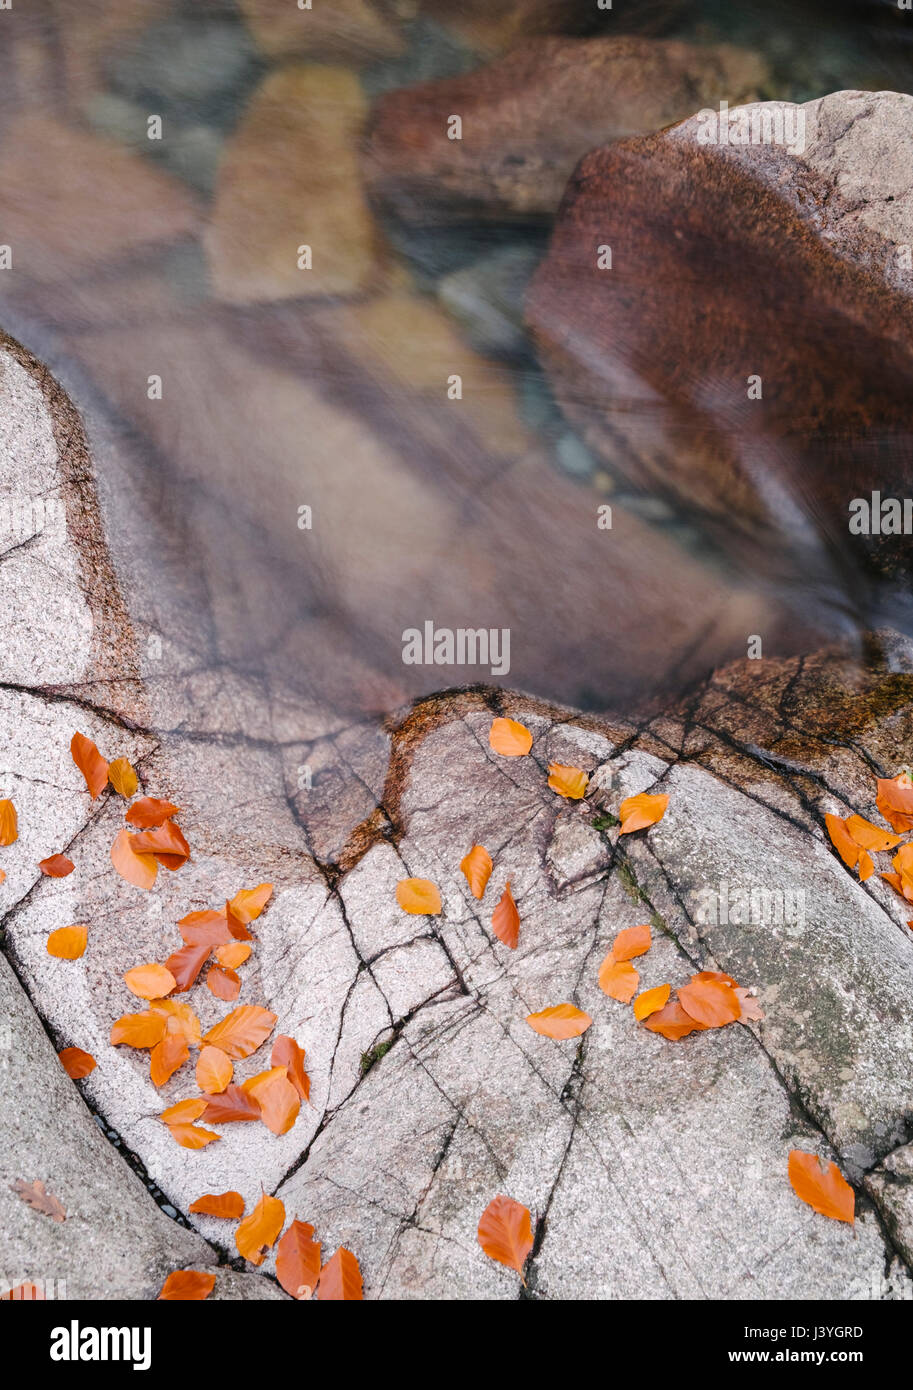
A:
244 1066 300 1136
206 964 241 1001
735 987 765 1022
633 984 671 1021
11 1179 66 1222
196 1046 233 1095
130 819 190 871
276 1220 321 1300
882 870 913 903
788 1150 854 1224
178 909 233 949
272 1035 310 1102
47 925 87 959
224 898 253 942
160 1098 208 1125
164 940 211 993
215 942 251 970
845 814 900 853
150 1033 189 1087
547 763 589 800
643 999 708 1040
491 880 520 949
38 854 74 878
229 882 273 924
236 1193 285 1265
107 757 138 799
677 977 741 1029
317 1248 364 1301
70 732 108 799
598 954 639 1002
202 1084 261 1123
876 774 913 834
0 799 17 846
526 1004 592 1039
858 849 874 882
189 1192 245 1220
166 1122 220 1150
618 792 668 835
58 1047 95 1079
477 1195 533 1282
110 828 158 890
158 1269 215 1301
150 999 201 1046
124 962 176 1000
611 922 651 962
824 812 859 870
489 717 533 757
126 796 181 828
0 869 5 884
202 1004 277 1059
110 1011 167 1048
460 844 493 899
396 877 442 915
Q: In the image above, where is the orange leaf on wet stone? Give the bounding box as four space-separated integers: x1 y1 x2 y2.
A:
317 1248 364 1301
215 941 251 970
151 998 201 1045
272 1034 310 1102
70 732 108 799
875 773 913 834
236 1193 285 1266
788 1150 854 1224
38 854 74 877
47 925 87 959
229 881 273 924
677 976 742 1029
110 828 158 890
611 922 651 962
477 1195 534 1282
202 1085 261 1124
124 962 176 999
276 1220 321 1301
460 843 493 899
395 877 442 915
158 1270 216 1301
150 1033 189 1087
126 796 181 828
598 955 638 1002
243 1066 300 1135
526 1003 591 1038
110 1010 167 1048
196 1045 233 1094
202 1004 277 1059
107 757 138 798
166 1123 220 1150
206 963 241 1001
618 792 668 835
189 1192 245 1220
58 1046 95 1078
643 999 708 1040
130 819 190 870
633 983 670 1021
491 880 519 949
547 763 589 799
160 1098 208 1125
488 717 533 757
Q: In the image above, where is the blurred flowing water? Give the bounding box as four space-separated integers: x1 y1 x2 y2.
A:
2 0 913 723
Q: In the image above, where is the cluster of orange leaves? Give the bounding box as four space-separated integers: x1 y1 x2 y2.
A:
826 772 913 919
157 1206 362 1300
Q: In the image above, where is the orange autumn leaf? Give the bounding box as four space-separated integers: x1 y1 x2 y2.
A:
488 717 533 757
0 869 5 885
150 999 201 1046
276 1220 321 1300
130 819 190 870
611 922 651 962
47 925 87 959
845 814 900 853
643 999 708 1040
110 1010 167 1049
618 792 668 835
189 1191 245 1220
526 1003 592 1039
150 1033 189 1087
882 870 913 903
38 854 74 878
206 964 240 1001
202 1084 261 1124
124 962 176 1000
215 941 251 970
125 796 181 829
788 1150 854 1225
110 828 158 890
0 799 18 846
245 1066 300 1136
70 732 109 799
272 1035 310 1102
58 1046 96 1079
395 877 442 915
317 1248 364 1301
236 1193 285 1266
876 774 913 834
547 763 589 800
196 1046 233 1095
858 849 874 882
633 983 671 1022
477 1195 534 1283
598 954 639 1002
164 940 212 993
228 882 273 924
677 976 741 1029
460 843 493 899
107 757 138 799
201 1004 277 1059
166 1122 220 1150
224 898 253 943
491 880 520 949
160 1098 208 1125
158 1269 215 1301
824 812 859 870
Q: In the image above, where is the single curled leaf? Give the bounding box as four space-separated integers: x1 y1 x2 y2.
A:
460 844 493 899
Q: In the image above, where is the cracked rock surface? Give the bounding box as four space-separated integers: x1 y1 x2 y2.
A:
2 335 913 1299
